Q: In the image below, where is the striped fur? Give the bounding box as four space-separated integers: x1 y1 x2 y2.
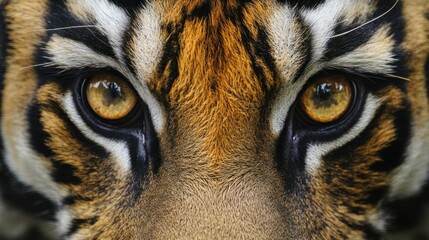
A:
0 0 428 239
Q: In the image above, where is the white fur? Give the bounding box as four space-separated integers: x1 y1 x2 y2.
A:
66 0 130 62
2 121 62 204
368 208 389 233
329 26 396 75
306 95 380 173
389 120 429 199
131 3 165 132
63 92 132 172
47 35 124 70
268 3 314 135
301 0 348 62
57 208 73 237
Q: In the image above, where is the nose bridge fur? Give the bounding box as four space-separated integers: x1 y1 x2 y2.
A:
160 1 273 164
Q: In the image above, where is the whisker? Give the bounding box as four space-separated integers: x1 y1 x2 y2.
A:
19 62 56 70
331 68 411 83
24 25 100 33
384 73 411 82
45 25 99 32
329 0 399 39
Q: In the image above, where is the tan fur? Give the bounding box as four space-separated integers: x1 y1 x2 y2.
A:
402 0 429 125
2 0 48 171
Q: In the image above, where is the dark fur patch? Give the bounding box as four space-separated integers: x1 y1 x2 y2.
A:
425 56 429 99
277 0 325 9
0 0 8 190
363 224 382 240
45 1 117 59
28 103 55 158
51 160 81 184
371 100 411 172
0 1 8 87
107 0 147 14
157 15 185 98
383 181 429 232
231 8 272 93
325 0 405 69
65 216 98 237
0 162 57 220
188 0 211 19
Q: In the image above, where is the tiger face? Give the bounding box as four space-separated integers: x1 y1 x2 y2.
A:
0 0 428 239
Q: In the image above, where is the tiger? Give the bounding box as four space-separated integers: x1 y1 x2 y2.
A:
0 0 428 239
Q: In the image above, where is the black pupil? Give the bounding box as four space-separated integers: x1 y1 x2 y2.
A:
107 82 122 101
315 83 331 101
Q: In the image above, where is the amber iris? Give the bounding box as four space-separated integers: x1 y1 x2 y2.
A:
300 75 353 123
85 73 138 121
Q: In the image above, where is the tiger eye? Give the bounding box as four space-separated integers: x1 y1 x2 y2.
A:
85 73 138 121
300 75 353 123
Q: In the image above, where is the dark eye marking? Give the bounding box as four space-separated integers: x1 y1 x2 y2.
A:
277 0 325 9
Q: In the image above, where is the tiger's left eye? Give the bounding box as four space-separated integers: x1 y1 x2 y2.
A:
85 73 138 121
299 74 353 123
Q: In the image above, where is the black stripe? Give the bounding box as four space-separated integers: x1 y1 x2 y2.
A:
323 106 388 207
52 160 81 185
324 22 376 61
425 56 429 100
241 29 269 93
324 1 405 62
29 96 108 160
371 100 411 172
363 224 382 240
275 106 308 194
255 25 277 77
157 14 185 97
277 0 325 9
0 1 8 162
28 103 55 158
28 95 109 186
383 181 429 232
230 5 270 93
44 1 117 60
62 195 93 206
0 162 57 221
0 0 8 185
107 0 147 14
65 216 98 237
188 0 211 19
0 1 8 86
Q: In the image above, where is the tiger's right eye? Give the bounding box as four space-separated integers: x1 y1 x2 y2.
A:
85 73 138 121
